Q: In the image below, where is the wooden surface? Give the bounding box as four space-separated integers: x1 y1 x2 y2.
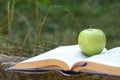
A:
0 54 120 80
0 63 120 80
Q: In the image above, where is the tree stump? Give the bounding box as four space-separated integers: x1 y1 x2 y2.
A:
0 54 120 80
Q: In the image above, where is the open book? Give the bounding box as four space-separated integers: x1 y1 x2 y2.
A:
6 45 120 76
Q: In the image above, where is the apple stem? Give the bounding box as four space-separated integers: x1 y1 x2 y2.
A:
90 25 92 31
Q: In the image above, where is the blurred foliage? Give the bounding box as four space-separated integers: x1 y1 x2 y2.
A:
0 0 120 56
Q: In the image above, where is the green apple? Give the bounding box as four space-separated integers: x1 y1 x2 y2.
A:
78 28 106 56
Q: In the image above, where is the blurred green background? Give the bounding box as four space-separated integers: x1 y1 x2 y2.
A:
0 0 120 56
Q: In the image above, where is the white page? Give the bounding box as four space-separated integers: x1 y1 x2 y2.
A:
82 47 120 67
20 45 106 69
21 45 86 69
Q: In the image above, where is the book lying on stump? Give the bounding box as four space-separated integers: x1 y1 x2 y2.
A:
6 45 120 76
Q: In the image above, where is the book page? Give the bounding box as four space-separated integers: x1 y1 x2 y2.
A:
20 45 87 69
81 47 120 67
19 45 106 69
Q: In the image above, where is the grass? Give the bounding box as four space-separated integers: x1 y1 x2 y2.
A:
7 0 11 38
0 0 120 57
